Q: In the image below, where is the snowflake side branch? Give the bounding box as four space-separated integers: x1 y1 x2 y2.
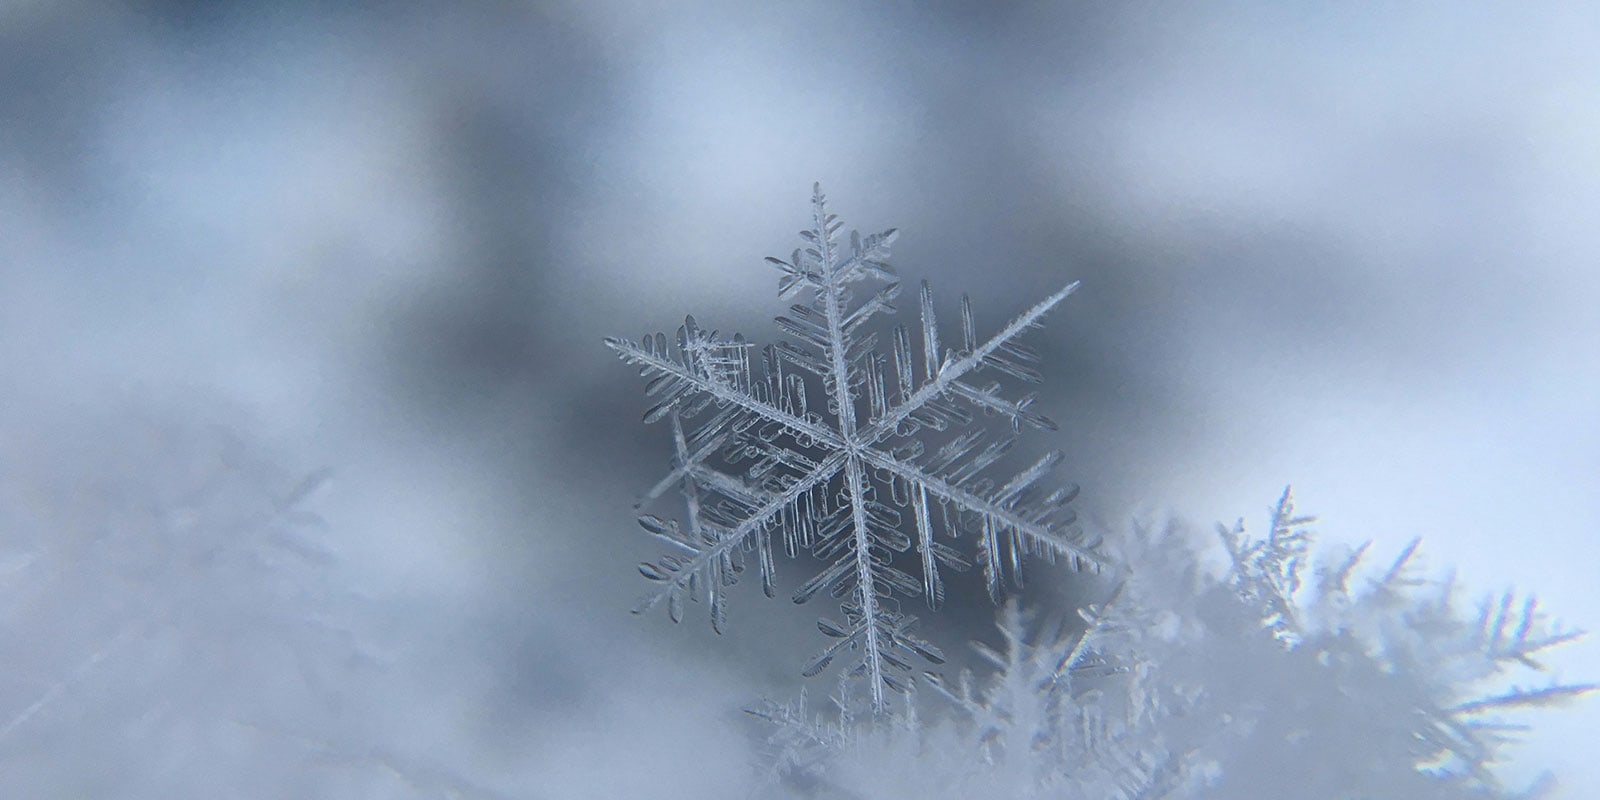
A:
605 337 842 449
632 451 848 617
633 424 733 511
1052 580 1128 683
861 449 1106 569
861 281 1079 445
1447 683 1600 716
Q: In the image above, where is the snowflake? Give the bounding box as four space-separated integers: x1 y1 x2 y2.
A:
607 184 1108 711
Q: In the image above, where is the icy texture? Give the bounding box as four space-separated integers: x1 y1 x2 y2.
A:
748 490 1595 800
608 184 1105 712
0 412 361 795
0 407 507 799
1095 489 1599 798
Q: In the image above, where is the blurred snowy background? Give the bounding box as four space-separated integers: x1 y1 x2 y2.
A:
2 1 1596 797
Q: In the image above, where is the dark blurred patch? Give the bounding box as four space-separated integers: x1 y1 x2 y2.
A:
378 6 613 428
119 0 376 31
121 0 260 30
0 8 128 218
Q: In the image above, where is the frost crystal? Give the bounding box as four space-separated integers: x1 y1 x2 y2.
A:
747 492 1595 799
607 184 1106 711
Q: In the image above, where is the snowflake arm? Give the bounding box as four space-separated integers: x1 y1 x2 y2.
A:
860 279 1078 443
632 451 846 625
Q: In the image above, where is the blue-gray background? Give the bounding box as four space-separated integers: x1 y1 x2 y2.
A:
3 2 1596 796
